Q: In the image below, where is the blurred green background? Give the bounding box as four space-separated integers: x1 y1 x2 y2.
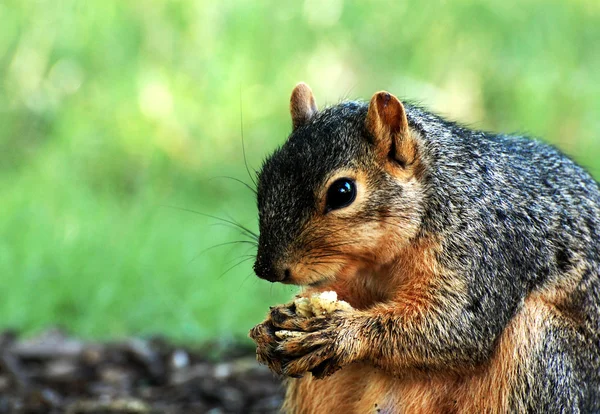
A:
0 0 598 343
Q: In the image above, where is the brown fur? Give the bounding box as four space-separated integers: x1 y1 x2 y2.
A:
290 82 318 130
282 294 562 414
366 91 417 167
285 167 424 289
528 259 587 327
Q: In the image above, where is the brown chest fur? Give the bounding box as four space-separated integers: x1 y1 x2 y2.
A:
284 294 555 414
285 232 569 413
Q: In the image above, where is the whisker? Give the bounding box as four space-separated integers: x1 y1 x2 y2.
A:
238 271 256 291
305 266 333 283
302 241 356 256
301 233 348 248
303 253 341 260
303 260 338 266
218 256 254 279
162 205 259 240
209 175 257 195
299 225 353 247
209 223 259 241
188 240 258 264
239 88 258 188
225 254 256 265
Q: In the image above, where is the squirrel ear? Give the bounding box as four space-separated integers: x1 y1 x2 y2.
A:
366 91 416 166
290 82 318 129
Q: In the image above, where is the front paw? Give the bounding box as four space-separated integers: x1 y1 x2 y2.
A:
249 302 298 375
271 309 361 379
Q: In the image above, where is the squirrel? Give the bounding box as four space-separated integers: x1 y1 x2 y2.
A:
248 83 600 413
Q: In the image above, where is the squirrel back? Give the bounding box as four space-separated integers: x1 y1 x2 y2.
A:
408 102 600 336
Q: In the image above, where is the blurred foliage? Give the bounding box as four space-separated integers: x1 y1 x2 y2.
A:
0 0 598 342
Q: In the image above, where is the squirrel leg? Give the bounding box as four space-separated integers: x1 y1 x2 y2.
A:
266 280 501 378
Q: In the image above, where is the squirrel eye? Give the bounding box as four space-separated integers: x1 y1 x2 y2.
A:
325 178 356 212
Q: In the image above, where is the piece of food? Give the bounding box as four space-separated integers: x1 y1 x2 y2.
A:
275 330 304 339
294 296 313 318
269 292 353 342
294 291 352 318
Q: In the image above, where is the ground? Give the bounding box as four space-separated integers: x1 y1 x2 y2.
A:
0 330 283 413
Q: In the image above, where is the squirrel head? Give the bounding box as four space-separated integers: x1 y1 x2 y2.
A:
254 83 426 286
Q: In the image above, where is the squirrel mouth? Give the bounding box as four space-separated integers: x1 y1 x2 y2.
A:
283 263 340 287
279 275 330 287
307 278 330 288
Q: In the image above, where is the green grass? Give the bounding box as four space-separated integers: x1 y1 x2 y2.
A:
0 0 599 343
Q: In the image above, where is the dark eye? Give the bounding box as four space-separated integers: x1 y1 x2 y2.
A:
325 178 356 212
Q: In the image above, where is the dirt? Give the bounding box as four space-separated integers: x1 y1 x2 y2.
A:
0 329 284 413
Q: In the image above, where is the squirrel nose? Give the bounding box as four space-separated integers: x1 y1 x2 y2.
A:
253 257 290 283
